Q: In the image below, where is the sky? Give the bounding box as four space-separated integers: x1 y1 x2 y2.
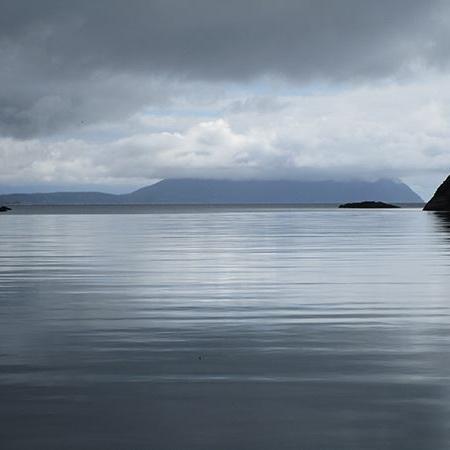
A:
1 0 450 198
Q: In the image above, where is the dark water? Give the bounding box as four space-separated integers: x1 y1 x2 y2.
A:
1 206 450 449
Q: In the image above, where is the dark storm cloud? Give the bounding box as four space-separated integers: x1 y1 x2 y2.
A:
0 0 448 137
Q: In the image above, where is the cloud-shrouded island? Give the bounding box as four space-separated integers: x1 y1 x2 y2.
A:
0 178 422 205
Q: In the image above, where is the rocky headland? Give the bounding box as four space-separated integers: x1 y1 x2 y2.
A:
424 175 450 211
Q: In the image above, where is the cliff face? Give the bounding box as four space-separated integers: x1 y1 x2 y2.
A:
424 175 450 211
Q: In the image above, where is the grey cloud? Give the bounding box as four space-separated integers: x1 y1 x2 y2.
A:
226 97 290 115
2 0 445 79
0 69 173 137
1 0 449 137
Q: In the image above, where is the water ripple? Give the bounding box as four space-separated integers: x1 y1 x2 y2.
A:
1 207 450 449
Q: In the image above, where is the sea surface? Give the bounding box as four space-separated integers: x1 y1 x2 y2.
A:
1 205 450 450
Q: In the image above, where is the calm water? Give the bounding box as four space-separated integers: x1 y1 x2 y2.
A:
1 206 450 449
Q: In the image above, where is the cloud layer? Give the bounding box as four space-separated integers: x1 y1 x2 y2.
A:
2 77 450 197
1 0 450 196
1 0 450 136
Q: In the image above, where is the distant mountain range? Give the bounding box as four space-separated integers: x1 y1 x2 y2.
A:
0 178 423 205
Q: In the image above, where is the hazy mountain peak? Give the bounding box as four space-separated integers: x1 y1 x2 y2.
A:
0 178 422 205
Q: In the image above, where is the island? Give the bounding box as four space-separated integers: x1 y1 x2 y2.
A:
423 175 450 211
339 201 399 209
0 206 11 212
0 178 422 205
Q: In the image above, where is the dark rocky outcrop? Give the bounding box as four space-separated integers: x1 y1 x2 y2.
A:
424 175 450 211
339 201 399 209
0 206 11 212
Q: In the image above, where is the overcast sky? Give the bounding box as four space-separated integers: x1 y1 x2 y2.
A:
1 0 450 197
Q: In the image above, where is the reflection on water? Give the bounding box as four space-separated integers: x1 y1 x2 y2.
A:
433 212 450 235
1 207 450 449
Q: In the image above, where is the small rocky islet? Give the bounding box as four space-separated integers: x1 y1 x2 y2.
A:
339 201 399 209
0 206 11 212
